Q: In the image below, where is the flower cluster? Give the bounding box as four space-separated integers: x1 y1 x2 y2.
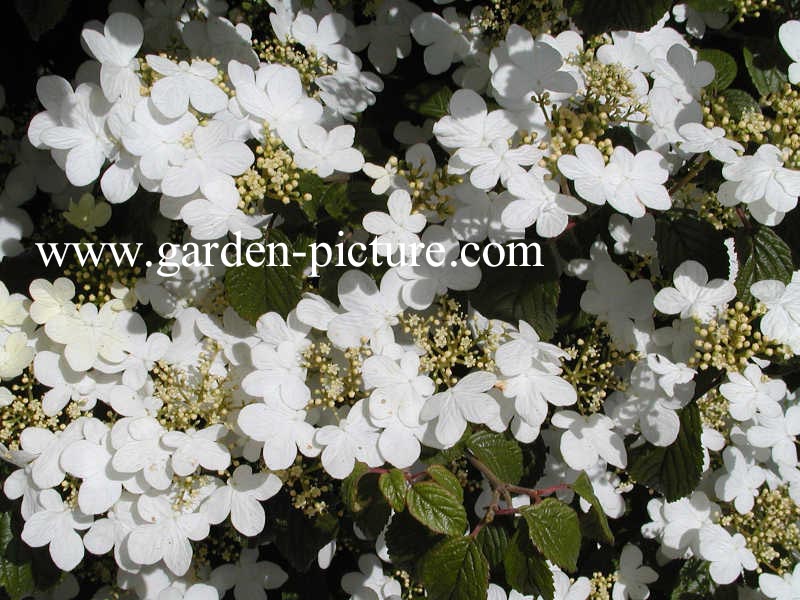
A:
1 0 800 599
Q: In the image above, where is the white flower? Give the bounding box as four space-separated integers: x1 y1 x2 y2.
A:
180 179 263 240
81 13 143 102
210 547 288 600
237 400 319 470
449 186 525 244
21 489 92 571
362 159 402 195
608 213 657 258
410 9 471 75
111 416 174 490
672 4 727 38
44 302 128 372
146 55 228 118
161 121 254 198
61 429 124 515
646 354 695 396
551 411 627 471
63 193 112 233
457 139 542 191
721 145 800 215
419 371 499 447
678 123 743 163
697 524 757 585
653 260 736 322
29 80 115 187
434 89 516 152
502 174 586 238
750 274 800 353
293 124 365 178
760 563 800 600
579 261 655 351
779 20 800 84
122 98 198 183
127 492 210 576
350 0 420 74
550 564 591 600
714 446 766 514
228 61 322 150
558 145 670 218
363 189 426 257
341 554 403 600
652 44 714 102
0 331 33 380
647 491 719 558
202 465 281 536
720 362 786 421
161 424 231 476
746 405 800 466
395 226 481 310
491 26 578 100
316 400 382 479
612 544 657 600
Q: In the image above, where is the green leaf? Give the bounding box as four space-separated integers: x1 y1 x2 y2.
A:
572 472 614 544
296 171 350 222
521 498 582 573
385 510 443 565
568 0 672 35
670 558 716 600
628 403 704 501
225 230 312 323
407 482 468 536
475 524 508 568
341 462 370 512
503 524 555 600
0 512 34 600
721 89 761 120
735 226 794 304
420 537 490 600
466 431 524 485
655 215 729 280
15 0 72 40
743 47 788 97
379 470 408 513
417 87 454 119
428 465 464 502
698 49 737 91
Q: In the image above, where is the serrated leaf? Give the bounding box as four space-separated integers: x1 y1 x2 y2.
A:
655 215 729 280
628 403 704 501
698 49 736 91
407 482 468 536
341 462 370 512
504 524 555 600
743 47 788 97
297 171 350 222
571 472 614 544
385 510 443 566
427 465 464 502
568 0 672 35
0 512 34 600
225 230 312 323
476 525 508 568
735 226 794 304
421 537 489 600
721 89 761 120
522 499 581 573
467 431 524 485
379 470 408 512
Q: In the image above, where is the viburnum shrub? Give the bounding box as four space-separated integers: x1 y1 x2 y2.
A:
3 0 800 598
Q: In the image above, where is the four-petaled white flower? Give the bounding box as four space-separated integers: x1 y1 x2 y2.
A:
362 189 426 256
697 524 757 585
654 260 736 322
714 446 766 514
293 124 365 178
720 362 786 421
146 55 229 118
21 489 92 571
202 465 282 536
612 544 658 600
551 411 627 472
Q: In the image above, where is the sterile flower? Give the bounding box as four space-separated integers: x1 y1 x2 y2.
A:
746 405 800 466
81 13 143 102
21 489 92 571
721 145 800 214
779 20 800 84
419 371 499 447
237 400 319 470
410 9 471 75
720 362 786 421
202 465 281 536
293 124 365 178
209 547 288 600
697 524 757 585
653 260 736 322
678 123 743 163
180 179 263 240
714 446 766 514
760 563 800 600
63 193 112 233
146 55 228 118
161 424 231 476
551 411 627 471
291 12 354 64
612 544 658 600
362 189 426 256
502 174 586 238
751 275 800 353
316 400 382 479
